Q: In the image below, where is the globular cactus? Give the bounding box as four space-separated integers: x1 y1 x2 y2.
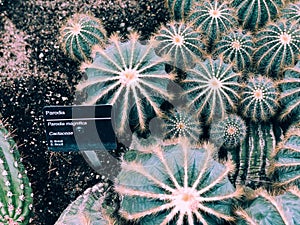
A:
165 0 196 21
210 114 247 149
55 183 115 225
240 75 279 122
59 13 107 61
0 121 33 225
154 21 204 70
253 20 300 77
76 32 172 135
231 0 285 30
279 61 300 121
236 187 300 225
115 140 241 225
281 2 300 24
182 57 241 123
269 126 300 188
214 29 254 71
188 0 238 49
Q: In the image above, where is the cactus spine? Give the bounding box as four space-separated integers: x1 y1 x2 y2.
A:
0 122 33 225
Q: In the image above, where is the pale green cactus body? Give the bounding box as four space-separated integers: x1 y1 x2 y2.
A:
115 140 241 225
0 122 33 225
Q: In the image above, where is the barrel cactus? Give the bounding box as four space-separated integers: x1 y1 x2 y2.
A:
165 0 196 21
115 140 241 225
0 121 33 225
59 13 107 61
281 2 300 24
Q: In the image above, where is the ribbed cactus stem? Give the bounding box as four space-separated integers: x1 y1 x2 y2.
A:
0 121 33 225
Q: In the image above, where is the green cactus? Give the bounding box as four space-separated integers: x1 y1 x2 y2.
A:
182 57 241 123
281 2 300 23
154 21 205 70
188 0 237 49
76 32 172 135
214 29 254 71
279 61 300 122
240 75 279 122
165 0 196 21
231 0 285 30
54 183 115 225
59 13 107 61
236 187 300 225
253 20 300 77
0 121 33 225
115 140 241 225
269 126 300 188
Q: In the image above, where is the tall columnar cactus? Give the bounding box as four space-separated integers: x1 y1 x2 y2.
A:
214 29 254 71
55 183 115 225
268 126 300 188
231 0 285 30
253 20 300 77
165 0 196 21
281 2 300 23
182 57 241 123
154 21 204 70
0 122 33 225
236 187 300 225
115 140 241 225
279 61 300 122
187 0 237 49
59 13 107 61
76 32 172 135
240 75 279 122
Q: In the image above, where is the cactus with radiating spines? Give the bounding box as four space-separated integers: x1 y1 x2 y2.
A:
269 126 300 188
236 187 300 225
279 61 300 122
60 13 107 61
214 29 254 71
165 0 197 21
240 75 279 122
188 0 238 49
76 32 172 135
115 140 241 225
182 57 241 123
281 2 300 23
231 0 285 30
154 21 205 70
0 121 33 225
253 20 300 77
55 183 116 225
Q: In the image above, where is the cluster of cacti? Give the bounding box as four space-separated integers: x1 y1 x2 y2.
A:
0 121 33 225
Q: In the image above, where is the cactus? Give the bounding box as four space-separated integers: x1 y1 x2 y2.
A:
279 61 300 122
281 2 300 23
240 75 279 122
210 114 247 149
165 0 196 21
59 13 107 61
115 140 241 225
188 0 237 49
55 183 115 225
0 121 33 225
231 0 285 30
214 29 254 71
236 187 300 225
76 32 172 135
269 126 300 188
154 21 205 70
253 20 300 77
182 57 241 123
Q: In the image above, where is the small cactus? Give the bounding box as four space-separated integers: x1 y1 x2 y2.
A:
236 187 300 225
0 121 33 225
154 21 204 70
165 0 196 21
76 33 172 135
182 57 241 123
214 29 254 71
240 75 279 122
188 0 238 49
115 140 241 225
253 20 300 77
210 114 247 149
269 126 300 188
279 61 300 121
59 13 107 61
281 2 300 24
231 0 285 30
